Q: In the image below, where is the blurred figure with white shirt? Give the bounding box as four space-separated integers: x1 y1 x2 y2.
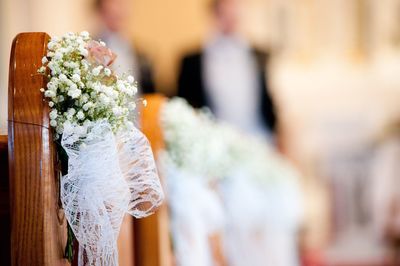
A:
176 2 302 266
95 0 155 94
177 0 276 141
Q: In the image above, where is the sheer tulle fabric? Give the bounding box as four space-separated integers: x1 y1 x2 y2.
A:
162 160 225 266
221 173 303 266
61 121 164 266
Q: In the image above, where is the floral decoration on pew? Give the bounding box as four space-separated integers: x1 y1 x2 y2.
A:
160 98 298 183
159 98 303 266
38 31 164 266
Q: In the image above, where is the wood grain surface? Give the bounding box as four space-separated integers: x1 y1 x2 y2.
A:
8 32 68 266
135 94 173 266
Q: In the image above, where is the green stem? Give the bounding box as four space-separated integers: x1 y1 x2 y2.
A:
64 223 75 262
56 139 75 263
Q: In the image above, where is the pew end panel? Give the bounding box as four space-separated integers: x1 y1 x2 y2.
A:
136 94 173 266
8 32 68 266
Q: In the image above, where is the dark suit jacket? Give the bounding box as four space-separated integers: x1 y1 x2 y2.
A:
135 52 155 94
177 49 277 132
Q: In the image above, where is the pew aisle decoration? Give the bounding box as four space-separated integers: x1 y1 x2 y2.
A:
38 31 164 266
160 98 303 266
160 98 299 184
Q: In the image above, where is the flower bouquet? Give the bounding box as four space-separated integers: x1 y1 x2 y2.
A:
38 31 164 266
160 97 299 185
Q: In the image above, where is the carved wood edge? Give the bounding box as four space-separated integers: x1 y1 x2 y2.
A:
8 32 69 266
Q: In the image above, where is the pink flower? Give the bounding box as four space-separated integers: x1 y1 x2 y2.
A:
86 40 117 67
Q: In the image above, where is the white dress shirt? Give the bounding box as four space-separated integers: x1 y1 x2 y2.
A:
203 33 267 137
99 30 141 82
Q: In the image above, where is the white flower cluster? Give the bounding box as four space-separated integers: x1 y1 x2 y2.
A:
161 98 299 184
39 31 138 139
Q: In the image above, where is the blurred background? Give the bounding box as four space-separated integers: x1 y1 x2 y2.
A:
2 0 400 265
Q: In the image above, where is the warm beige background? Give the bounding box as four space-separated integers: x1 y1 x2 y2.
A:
0 0 97 134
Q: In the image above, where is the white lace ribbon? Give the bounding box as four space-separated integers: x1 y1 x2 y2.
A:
61 121 164 266
160 156 225 266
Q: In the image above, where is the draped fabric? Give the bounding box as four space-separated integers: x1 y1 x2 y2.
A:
221 173 303 266
162 157 302 266
61 121 164 266
161 158 225 266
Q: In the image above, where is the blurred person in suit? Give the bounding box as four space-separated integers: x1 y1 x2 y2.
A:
177 0 276 140
177 2 302 266
95 0 155 94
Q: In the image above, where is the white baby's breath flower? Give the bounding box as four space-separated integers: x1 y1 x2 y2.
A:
50 119 57 127
132 86 138 95
111 90 119 99
112 107 123 116
48 101 54 107
40 88 45 92
116 80 125 91
83 102 93 111
128 102 136 111
92 66 103 76
49 109 58 120
56 126 64 135
69 83 78 91
123 87 134 96
72 74 81 83
42 56 48 64
47 41 57 50
104 68 111 76
127 75 134 84
59 74 68 82
80 31 90 39
81 94 89 103
68 108 76 116
99 93 110 105
92 83 101 92
68 89 82 99
46 82 56 91
76 37 84 46
79 47 88 57
76 111 85 120
69 62 79 69
38 66 46 73
44 90 56 98
81 60 89 71
54 52 63 60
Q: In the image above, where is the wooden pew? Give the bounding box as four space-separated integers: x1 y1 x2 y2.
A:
8 32 68 266
136 94 173 266
7 32 136 266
